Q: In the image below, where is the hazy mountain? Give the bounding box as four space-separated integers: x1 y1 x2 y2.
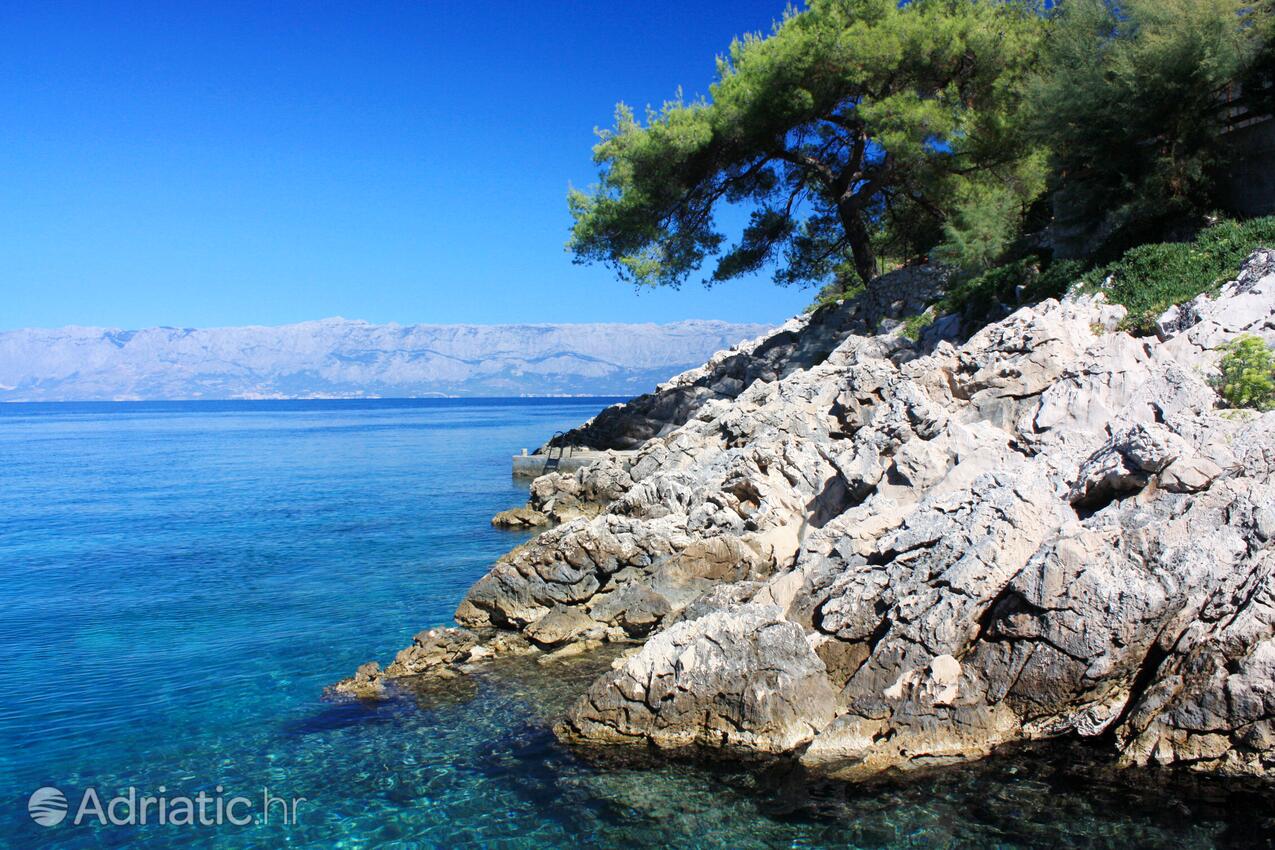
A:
0 318 773 401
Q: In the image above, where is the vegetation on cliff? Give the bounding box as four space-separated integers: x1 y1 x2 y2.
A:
1032 0 1271 251
568 0 1273 317
1081 216 1275 332
1215 333 1275 410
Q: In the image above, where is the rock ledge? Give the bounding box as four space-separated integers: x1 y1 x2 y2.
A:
333 253 1275 780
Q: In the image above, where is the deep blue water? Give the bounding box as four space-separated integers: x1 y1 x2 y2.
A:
0 399 1270 849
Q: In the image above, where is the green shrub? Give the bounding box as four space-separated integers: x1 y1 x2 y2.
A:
806 279 865 313
807 215 1275 341
931 255 1085 328
1083 217 1275 334
942 260 1035 321
1214 335 1275 411
901 311 936 341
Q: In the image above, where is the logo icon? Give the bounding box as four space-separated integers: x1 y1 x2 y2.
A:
28 787 68 827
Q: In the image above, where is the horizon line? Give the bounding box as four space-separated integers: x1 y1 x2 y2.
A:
0 316 777 334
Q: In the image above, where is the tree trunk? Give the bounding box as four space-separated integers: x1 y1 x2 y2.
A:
838 201 877 285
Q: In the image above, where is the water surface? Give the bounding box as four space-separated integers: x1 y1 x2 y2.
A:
0 399 1270 848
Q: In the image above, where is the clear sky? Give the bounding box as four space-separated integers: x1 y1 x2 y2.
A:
0 0 814 331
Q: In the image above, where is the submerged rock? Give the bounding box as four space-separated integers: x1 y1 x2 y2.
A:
326 661 388 700
326 627 484 700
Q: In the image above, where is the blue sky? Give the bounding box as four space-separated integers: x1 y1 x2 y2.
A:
0 0 813 330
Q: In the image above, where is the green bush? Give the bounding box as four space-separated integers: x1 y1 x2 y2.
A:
809 215 1275 342
805 279 865 313
881 254 1088 342
931 255 1085 327
901 311 936 341
1083 217 1275 333
1214 335 1275 411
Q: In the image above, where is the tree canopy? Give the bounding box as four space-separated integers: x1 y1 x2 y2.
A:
567 0 1048 290
1029 0 1271 247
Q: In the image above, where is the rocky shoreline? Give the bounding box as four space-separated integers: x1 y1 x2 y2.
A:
331 252 1275 781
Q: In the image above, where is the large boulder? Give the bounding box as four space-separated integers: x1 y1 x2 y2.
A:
524 604 607 649
587 582 672 637
385 627 480 677
491 505 550 528
559 604 837 753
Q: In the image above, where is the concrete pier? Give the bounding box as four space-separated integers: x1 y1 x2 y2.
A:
512 448 627 478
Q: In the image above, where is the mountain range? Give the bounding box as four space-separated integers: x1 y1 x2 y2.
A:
0 318 772 401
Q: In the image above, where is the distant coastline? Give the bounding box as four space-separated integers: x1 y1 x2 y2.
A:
0 318 770 402
0 393 630 403
0 396 633 411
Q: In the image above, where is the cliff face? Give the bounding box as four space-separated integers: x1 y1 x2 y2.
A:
544 266 951 450
338 251 1275 780
0 318 770 401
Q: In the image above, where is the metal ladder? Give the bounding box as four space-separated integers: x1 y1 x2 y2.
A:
543 431 570 474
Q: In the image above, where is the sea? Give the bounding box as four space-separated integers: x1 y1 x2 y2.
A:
0 399 1269 849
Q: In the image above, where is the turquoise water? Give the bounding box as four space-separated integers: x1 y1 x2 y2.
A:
0 399 1270 849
